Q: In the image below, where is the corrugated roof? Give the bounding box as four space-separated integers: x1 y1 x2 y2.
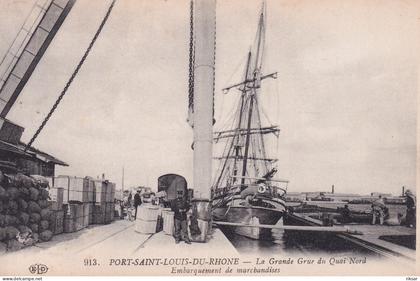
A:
0 140 68 166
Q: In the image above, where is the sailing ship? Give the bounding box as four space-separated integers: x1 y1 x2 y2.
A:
212 4 288 240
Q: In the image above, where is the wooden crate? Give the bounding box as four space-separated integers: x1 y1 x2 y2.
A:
104 203 112 224
50 210 64 235
49 187 64 211
107 182 116 203
49 187 64 205
82 203 90 227
94 180 107 204
88 203 94 225
93 204 106 224
65 203 85 232
85 178 95 203
110 203 115 221
64 217 76 233
54 176 91 203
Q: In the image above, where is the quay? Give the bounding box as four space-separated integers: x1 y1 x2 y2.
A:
0 220 238 275
284 212 416 262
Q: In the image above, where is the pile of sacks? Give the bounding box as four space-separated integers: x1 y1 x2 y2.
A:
0 171 53 253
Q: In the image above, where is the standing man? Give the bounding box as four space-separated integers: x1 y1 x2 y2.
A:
133 190 141 220
371 195 386 225
128 192 132 207
405 189 416 228
171 191 191 244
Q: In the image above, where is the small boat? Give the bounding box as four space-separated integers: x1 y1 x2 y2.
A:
212 3 287 240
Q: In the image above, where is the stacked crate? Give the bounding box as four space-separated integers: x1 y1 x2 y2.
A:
54 176 87 203
93 180 115 224
49 209 64 235
105 182 115 224
54 176 96 232
86 178 95 225
48 185 65 235
64 203 81 233
93 180 107 224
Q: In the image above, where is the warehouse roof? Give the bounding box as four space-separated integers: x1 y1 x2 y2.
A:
0 139 68 166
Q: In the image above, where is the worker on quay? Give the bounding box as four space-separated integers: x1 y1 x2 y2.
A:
128 192 132 207
371 195 386 225
133 190 142 220
341 204 351 223
170 191 191 244
405 189 416 228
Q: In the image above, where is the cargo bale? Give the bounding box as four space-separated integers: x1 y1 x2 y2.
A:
0 185 8 200
30 223 39 233
18 187 30 199
39 188 49 200
31 175 50 189
5 226 19 240
39 220 49 232
7 239 23 252
0 215 5 227
39 230 53 242
29 213 41 224
29 187 39 201
15 174 35 188
18 212 30 226
17 198 28 211
5 215 19 226
38 199 48 209
32 233 39 243
0 227 5 241
28 201 41 213
40 209 52 220
6 187 19 200
17 225 32 234
8 200 18 215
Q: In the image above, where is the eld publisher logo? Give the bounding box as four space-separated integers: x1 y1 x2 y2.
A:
29 264 48 275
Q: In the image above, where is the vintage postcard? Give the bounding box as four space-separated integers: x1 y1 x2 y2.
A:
0 0 418 277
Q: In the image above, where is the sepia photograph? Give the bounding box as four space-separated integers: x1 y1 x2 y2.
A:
0 0 418 276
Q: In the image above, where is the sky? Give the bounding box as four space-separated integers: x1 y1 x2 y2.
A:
0 0 417 195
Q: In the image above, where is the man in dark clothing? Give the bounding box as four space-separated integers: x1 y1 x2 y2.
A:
405 189 416 228
341 204 351 223
133 190 141 220
128 192 132 207
170 192 191 244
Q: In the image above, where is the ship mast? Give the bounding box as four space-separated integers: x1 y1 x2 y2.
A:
213 3 279 194
241 7 264 188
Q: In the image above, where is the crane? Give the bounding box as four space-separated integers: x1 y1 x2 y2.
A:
0 0 76 118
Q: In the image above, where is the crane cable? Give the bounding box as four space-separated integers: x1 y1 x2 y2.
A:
24 0 117 152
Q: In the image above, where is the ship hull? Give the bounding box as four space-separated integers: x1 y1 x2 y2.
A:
213 199 285 239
